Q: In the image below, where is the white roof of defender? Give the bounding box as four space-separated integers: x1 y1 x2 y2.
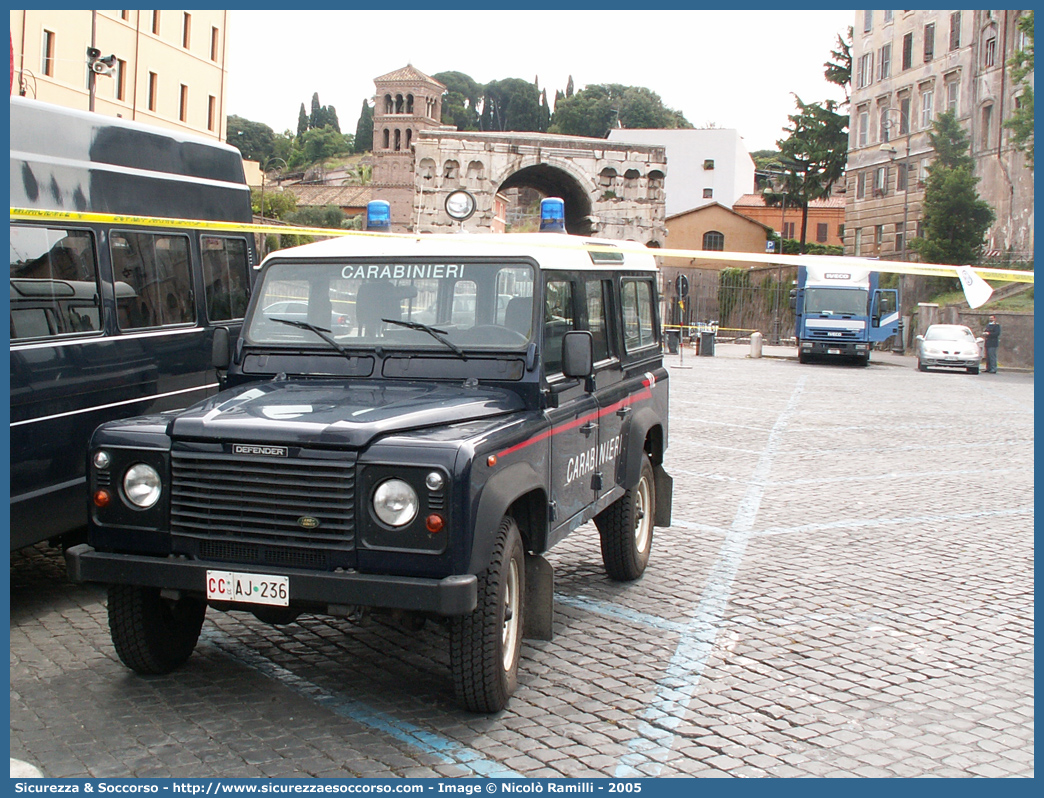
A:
258 232 660 273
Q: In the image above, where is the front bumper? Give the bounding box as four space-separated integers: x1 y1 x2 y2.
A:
65 544 478 617
921 355 980 369
802 340 868 356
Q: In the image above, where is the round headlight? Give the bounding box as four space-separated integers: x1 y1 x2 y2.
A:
373 479 419 527
123 463 162 509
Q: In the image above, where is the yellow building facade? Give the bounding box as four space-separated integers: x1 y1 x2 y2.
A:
10 9 231 141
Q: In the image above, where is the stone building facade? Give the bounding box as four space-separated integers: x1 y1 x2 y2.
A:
845 10 1033 262
412 130 667 243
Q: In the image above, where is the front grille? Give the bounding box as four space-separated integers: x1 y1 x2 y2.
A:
170 448 356 551
198 540 329 570
808 328 858 340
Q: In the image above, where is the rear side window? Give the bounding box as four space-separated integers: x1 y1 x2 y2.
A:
621 278 657 352
543 278 576 376
112 231 195 329
586 279 612 363
202 236 251 320
10 225 100 340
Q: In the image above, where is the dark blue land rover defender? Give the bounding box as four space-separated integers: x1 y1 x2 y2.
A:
67 226 671 712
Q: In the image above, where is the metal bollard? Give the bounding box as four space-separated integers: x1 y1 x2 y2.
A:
750 331 763 358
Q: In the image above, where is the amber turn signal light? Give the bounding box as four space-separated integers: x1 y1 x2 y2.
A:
93 490 111 508
426 514 444 534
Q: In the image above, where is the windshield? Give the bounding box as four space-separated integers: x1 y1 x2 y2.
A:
804 287 868 316
246 260 535 351
925 326 976 342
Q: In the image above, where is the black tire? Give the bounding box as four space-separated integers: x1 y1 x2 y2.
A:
449 517 525 713
968 366 980 375
798 349 810 364
917 358 928 372
595 454 655 582
108 585 206 675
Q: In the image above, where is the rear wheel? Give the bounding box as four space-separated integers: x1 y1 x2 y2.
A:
596 455 655 581
450 517 525 713
108 585 206 674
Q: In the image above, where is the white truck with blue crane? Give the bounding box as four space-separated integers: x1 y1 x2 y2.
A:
791 264 900 365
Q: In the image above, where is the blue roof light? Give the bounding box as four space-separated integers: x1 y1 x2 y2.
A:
539 197 566 233
366 200 391 232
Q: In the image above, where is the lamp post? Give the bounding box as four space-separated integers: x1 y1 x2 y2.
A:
758 166 790 344
880 109 911 355
879 110 911 262
258 157 287 257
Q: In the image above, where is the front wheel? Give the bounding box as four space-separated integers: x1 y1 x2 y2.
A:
450 517 525 713
968 366 980 375
108 585 206 674
595 455 655 581
917 358 928 372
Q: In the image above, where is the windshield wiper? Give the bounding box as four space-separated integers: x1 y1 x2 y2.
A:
382 318 468 361
270 317 356 363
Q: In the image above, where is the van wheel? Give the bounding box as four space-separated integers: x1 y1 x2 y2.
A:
108 585 205 674
450 517 524 713
596 455 655 581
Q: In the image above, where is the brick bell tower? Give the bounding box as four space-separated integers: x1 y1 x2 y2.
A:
371 65 446 232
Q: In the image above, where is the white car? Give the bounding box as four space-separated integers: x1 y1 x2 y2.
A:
915 324 983 374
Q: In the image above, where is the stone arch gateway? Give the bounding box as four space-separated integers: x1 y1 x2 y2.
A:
411 130 667 243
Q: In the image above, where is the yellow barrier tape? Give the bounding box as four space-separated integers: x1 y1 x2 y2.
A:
11 207 1033 284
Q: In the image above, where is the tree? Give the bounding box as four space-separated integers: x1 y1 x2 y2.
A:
297 104 308 139
769 96 847 252
309 92 322 129
549 84 692 138
287 127 353 169
1003 11 1034 168
250 187 297 220
481 78 542 132
910 111 995 265
433 71 483 131
354 100 373 153
824 27 853 104
227 115 275 163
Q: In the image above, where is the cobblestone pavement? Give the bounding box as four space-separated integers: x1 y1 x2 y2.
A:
10 346 1034 778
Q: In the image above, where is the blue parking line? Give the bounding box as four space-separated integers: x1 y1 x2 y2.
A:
614 375 807 778
200 631 523 778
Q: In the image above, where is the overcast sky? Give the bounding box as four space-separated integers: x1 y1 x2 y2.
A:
227 9 853 153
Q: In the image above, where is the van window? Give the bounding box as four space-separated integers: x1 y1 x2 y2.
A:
202 236 251 321
10 226 100 340
112 231 195 329
622 278 656 352
543 279 576 375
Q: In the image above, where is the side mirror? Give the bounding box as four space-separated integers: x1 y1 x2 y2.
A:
562 330 594 381
212 327 231 370
914 334 924 342
789 288 797 311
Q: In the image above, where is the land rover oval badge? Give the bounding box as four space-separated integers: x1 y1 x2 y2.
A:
298 516 320 529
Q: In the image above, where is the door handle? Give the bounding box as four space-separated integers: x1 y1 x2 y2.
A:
616 406 632 419
580 422 598 436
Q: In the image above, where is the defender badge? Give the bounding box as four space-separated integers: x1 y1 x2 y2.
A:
233 444 288 457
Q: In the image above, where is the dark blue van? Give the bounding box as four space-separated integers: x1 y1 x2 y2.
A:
9 97 258 549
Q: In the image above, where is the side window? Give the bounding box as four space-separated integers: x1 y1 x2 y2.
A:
112 231 195 329
10 226 100 340
202 236 251 321
586 279 611 363
543 278 576 376
621 278 657 353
